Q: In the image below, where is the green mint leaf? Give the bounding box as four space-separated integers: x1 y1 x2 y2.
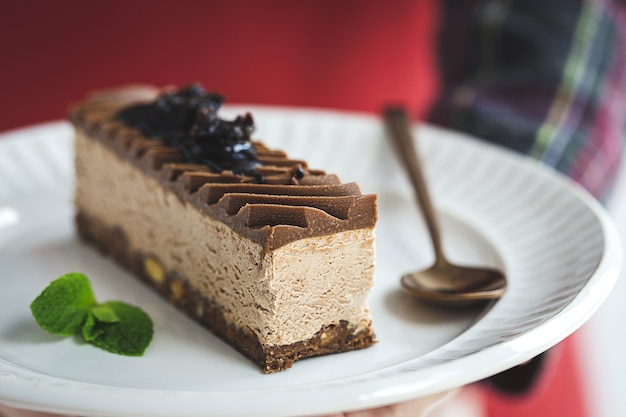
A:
31 273 154 356
82 312 103 342
87 301 154 356
30 273 96 336
91 304 120 323
82 305 121 342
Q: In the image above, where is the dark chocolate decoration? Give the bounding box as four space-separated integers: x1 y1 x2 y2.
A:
71 86 379 251
115 83 261 178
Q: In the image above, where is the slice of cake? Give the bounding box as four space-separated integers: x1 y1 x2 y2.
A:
70 84 377 373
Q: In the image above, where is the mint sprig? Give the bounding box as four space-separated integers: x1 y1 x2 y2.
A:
29 272 96 336
30 273 153 356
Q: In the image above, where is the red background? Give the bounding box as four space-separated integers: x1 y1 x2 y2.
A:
0 0 438 132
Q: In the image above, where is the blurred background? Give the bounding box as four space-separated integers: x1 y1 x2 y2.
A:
1 1 625 417
0 1 437 132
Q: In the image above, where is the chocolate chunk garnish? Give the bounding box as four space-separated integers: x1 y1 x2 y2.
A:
70 85 378 251
116 83 262 179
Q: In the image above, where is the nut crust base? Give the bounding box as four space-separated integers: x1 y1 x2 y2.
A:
75 210 377 373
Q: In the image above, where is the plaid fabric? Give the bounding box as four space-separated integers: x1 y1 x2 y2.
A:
429 0 626 201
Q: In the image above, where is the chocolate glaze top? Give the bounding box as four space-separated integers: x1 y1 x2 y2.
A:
116 83 262 179
70 85 378 251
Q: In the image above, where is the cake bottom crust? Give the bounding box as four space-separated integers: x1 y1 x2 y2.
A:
75 210 377 373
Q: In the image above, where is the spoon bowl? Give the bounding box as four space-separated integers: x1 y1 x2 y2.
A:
383 106 507 307
401 263 506 306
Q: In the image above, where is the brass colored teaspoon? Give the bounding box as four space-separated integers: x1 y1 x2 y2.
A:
383 106 507 307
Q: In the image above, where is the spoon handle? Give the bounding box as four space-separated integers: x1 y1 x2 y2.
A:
383 107 447 266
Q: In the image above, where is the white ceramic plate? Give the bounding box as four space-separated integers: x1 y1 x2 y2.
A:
0 107 621 417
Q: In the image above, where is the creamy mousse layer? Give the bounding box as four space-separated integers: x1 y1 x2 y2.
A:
75 129 375 346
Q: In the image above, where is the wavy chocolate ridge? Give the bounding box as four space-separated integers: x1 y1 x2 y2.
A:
70 88 378 251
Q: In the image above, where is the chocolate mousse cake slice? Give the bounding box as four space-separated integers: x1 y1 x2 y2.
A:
70 84 377 373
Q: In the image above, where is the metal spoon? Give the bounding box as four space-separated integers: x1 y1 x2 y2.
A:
383 106 507 306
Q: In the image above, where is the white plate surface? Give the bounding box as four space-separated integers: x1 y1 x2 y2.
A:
0 107 621 417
